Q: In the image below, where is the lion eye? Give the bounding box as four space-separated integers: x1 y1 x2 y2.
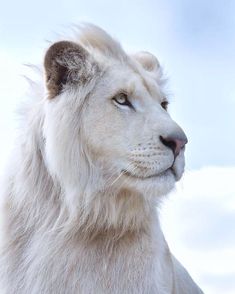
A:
112 93 134 109
161 101 168 110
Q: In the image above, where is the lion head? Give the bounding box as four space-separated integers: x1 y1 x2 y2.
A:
42 25 187 231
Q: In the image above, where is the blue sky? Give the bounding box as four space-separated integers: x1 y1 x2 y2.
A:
0 1 235 293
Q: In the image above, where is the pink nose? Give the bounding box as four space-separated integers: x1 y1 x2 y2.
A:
160 134 188 157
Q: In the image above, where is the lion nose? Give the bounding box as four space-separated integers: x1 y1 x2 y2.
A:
160 134 188 157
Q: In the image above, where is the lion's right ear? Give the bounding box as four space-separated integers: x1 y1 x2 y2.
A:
44 41 95 99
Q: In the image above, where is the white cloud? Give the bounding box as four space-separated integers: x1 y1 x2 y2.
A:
160 167 235 294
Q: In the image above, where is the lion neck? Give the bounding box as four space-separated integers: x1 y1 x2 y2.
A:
57 186 158 244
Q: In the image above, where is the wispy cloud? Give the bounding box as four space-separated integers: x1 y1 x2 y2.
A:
161 166 235 294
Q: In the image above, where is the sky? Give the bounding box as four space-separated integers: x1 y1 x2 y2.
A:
0 0 235 293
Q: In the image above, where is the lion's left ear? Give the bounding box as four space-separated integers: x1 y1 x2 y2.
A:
133 51 160 72
44 41 97 99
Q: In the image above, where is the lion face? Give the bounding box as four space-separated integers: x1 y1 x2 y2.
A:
83 62 187 196
43 27 187 201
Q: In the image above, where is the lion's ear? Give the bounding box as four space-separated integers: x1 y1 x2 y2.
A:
44 41 95 99
133 51 160 72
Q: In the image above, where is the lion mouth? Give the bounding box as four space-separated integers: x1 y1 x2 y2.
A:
122 167 175 180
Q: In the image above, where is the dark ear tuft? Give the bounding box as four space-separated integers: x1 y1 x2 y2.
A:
44 41 91 99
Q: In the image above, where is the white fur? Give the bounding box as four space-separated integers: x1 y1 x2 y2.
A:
0 25 203 293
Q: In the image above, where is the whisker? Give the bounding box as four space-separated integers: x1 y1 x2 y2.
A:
106 162 136 188
106 163 133 187
109 170 126 186
113 165 139 190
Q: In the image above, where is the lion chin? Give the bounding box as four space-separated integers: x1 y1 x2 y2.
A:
0 24 203 294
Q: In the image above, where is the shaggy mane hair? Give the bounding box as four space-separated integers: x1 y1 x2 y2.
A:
0 24 203 294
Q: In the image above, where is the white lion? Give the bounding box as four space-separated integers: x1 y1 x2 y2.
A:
0 25 203 294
